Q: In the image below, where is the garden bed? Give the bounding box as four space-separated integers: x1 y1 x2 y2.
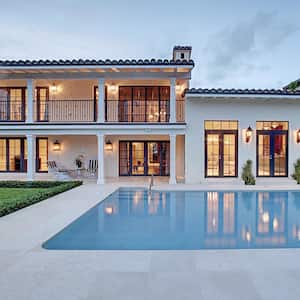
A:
0 181 82 217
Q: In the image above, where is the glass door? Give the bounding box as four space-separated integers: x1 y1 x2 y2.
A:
36 87 49 122
273 133 287 176
119 141 170 176
206 134 220 177
205 132 237 177
131 142 145 175
223 134 237 177
257 132 288 177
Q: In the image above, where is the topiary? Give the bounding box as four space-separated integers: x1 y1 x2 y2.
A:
292 159 300 184
241 160 256 185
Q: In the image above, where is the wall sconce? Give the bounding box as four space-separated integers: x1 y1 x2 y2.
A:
245 126 253 143
176 84 182 93
105 140 113 151
53 140 61 151
50 83 58 94
296 129 300 144
110 84 117 93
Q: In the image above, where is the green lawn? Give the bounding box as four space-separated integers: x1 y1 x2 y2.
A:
0 188 46 202
0 181 82 217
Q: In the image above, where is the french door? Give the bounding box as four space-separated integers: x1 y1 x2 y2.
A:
205 131 238 177
36 87 49 122
119 141 170 176
257 131 288 177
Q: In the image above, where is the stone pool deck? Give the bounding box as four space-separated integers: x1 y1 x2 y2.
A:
1 182 300 300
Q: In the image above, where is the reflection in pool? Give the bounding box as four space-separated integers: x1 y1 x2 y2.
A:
43 189 300 250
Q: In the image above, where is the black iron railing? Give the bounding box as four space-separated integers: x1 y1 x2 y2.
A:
36 99 96 122
105 99 170 122
0 100 25 122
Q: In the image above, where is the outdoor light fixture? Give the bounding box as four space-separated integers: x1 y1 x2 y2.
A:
53 140 61 151
50 83 58 94
296 129 300 144
110 84 117 92
176 84 182 92
245 126 253 143
105 140 113 151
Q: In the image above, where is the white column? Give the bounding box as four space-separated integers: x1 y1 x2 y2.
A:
169 134 176 184
26 79 34 123
169 78 176 123
97 133 104 184
26 134 35 181
97 78 105 123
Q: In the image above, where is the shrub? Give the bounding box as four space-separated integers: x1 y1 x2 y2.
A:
0 181 82 188
241 160 256 185
292 159 300 184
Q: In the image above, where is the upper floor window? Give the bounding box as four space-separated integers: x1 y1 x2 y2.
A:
0 87 26 121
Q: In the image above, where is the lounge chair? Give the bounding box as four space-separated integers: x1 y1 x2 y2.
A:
86 159 98 177
47 161 72 180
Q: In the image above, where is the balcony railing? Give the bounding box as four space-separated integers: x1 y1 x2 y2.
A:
0 99 185 123
0 100 25 122
105 99 170 122
176 99 185 123
36 99 96 122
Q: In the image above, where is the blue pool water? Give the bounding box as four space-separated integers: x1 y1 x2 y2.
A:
43 188 300 250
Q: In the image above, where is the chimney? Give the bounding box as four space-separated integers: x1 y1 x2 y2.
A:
173 46 192 61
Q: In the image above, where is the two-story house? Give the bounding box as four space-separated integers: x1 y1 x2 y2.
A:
1 46 300 185
0 46 193 184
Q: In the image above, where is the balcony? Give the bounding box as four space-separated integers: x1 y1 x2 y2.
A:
105 99 170 122
34 99 185 123
0 99 185 123
0 100 25 122
36 99 96 122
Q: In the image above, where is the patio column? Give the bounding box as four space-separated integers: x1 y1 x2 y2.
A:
97 78 105 123
169 133 176 184
169 78 176 123
26 134 35 181
26 79 34 123
97 133 104 184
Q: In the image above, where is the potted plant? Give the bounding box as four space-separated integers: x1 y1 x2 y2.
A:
292 159 300 184
75 155 84 169
241 160 256 185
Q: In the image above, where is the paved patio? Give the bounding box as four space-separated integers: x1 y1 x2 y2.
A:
1 182 300 300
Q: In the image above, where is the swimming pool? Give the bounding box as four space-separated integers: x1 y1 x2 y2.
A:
43 188 300 250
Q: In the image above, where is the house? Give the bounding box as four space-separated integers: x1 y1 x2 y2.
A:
0 46 193 183
1 46 300 184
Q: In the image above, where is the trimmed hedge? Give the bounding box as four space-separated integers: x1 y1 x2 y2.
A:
0 181 82 188
0 181 82 217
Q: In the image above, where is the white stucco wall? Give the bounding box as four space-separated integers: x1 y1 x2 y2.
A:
185 97 300 184
47 134 184 179
48 135 98 170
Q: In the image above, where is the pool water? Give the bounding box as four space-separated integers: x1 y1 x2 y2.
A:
43 188 300 250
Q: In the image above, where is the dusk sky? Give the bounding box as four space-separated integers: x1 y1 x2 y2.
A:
1 0 299 89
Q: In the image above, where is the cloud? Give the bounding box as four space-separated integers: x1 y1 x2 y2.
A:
203 12 299 84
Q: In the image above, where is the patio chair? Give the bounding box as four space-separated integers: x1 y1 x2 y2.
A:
86 159 98 177
47 161 73 181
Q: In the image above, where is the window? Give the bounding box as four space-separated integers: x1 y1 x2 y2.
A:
256 121 288 131
36 138 48 172
0 138 26 172
117 86 170 122
205 120 238 130
180 53 185 59
0 87 26 121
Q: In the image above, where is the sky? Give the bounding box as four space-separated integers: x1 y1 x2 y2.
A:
0 0 299 89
